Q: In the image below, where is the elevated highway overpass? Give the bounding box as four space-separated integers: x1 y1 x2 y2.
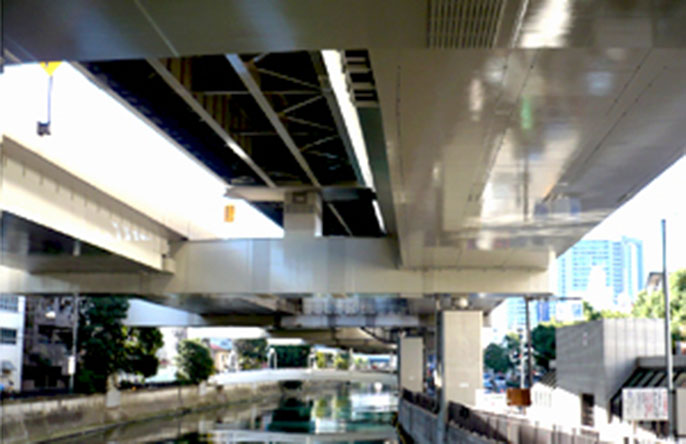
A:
2 0 686 416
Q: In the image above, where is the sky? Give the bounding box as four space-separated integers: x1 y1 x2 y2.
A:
582 154 686 274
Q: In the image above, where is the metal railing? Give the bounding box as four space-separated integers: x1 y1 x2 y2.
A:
399 390 668 444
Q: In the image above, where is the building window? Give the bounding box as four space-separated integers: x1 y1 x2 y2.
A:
0 328 17 345
0 295 18 312
581 393 594 427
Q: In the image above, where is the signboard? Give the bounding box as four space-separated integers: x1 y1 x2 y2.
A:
506 388 531 407
68 356 76 376
622 388 669 421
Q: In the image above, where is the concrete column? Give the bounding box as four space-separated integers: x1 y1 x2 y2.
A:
439 310 482 407
284 190 322 237
399 336 423 393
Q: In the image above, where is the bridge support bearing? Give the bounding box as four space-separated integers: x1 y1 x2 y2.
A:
284 190 322 238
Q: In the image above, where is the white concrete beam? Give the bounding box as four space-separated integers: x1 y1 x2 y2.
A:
125 298 207 326
280 314 426 329
1 238 553 295
0 137 174 271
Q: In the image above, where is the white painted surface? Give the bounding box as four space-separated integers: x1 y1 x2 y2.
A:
0 239 554 295
0 136 170 270
442 311 482 407
399 337 423 393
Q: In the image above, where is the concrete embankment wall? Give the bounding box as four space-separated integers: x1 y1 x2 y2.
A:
3 382 281 443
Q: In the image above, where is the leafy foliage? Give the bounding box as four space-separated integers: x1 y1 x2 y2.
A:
633 269 686 341
76 297 164 393
531 323 556 371
483 343 510 374
176 339 214 384
234 338 268 370
582 301 628 321
334 352 350 370
271 345 311 368
316 351 330 369
125 327 164 378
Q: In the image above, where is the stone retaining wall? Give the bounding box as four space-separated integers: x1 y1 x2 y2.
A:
2 382 281 443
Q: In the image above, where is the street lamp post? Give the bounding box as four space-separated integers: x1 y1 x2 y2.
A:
662 219 674 436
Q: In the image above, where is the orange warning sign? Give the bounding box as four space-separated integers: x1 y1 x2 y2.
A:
224 205 235 223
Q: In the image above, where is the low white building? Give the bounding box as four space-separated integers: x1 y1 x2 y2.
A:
0 294 25 391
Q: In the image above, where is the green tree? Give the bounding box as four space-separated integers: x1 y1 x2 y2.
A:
234 338 268 370
176 339 214 384
125 327 164 378
334 352 350 370
633 269 686 340
76 297 129 393
76 297 164 393
272 345 311 368
483 343 509 374
531 324 556 371
583 301 628 321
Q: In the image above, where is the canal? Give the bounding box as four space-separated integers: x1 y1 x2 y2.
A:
51 383 398 443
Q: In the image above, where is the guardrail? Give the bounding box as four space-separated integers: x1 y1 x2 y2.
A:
399 390 668 444
448 402 602 444
447 400 671 444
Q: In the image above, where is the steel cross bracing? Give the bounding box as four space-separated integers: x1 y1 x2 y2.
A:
147 57 277 188
81 53 381 236
226 53 352 235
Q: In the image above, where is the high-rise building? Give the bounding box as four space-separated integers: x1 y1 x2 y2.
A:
547 237 644 319
504 297 539 332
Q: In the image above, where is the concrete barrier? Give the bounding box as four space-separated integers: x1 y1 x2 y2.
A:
2 382 281 443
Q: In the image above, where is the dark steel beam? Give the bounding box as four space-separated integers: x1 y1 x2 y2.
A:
226 53 353 235
147 57 276 187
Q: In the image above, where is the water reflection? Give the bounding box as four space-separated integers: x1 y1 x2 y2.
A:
209 384 397 443
51 383 397 444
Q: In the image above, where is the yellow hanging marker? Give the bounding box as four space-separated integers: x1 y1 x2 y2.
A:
224 204 236 223
40 61 62 76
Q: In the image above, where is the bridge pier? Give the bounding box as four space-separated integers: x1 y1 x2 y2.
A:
399 336 424 393
437 310 483 442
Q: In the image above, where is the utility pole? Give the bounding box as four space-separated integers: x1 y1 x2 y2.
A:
662 219 674 436
68 294 79 393
525 296 533 388
519 327 525 389
69 240 81 393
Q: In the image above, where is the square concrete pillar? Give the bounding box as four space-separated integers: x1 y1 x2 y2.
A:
284 191 322 237
399 336 423 393
439 310 482 407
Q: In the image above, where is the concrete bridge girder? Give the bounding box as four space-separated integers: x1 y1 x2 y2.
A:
2 238 554 295
0 136 176 271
